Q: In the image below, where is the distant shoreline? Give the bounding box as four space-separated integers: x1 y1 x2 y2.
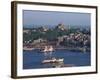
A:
23 47 90 52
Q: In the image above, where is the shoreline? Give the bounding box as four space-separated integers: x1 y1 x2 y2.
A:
23 47 90 52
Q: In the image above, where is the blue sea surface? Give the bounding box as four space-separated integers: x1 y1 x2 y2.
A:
23 49 91 69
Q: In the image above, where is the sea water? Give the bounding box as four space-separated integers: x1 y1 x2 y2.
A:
23 49 90 69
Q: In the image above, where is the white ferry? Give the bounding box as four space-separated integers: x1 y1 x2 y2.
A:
41 45 54 52
42 57 64 64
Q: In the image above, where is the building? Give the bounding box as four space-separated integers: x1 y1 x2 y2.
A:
56 23 66 31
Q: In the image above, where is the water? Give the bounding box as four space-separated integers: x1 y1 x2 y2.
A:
23 49 91 69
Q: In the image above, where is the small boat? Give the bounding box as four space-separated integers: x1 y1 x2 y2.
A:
42 58 64 64
41 45 54 52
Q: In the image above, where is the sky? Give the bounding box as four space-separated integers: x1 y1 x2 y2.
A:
23 10 91 28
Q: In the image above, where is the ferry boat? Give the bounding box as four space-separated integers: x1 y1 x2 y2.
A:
42 57 64 64
41 45 54 52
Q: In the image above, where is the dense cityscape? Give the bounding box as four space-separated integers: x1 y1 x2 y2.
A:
23 23 90 52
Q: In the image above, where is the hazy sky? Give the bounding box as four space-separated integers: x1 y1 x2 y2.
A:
23 10 91 27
